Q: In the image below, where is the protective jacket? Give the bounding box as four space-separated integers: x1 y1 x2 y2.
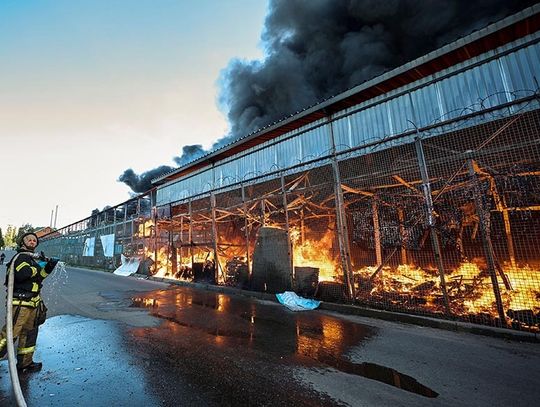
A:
5 249 56 307
0 248 58 368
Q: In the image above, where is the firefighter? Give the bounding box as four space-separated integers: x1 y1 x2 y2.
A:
0 232 59 374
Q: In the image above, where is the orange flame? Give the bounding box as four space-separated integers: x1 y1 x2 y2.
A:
356 261 540 329
290 227 339 281
144 244 215 281
137 219 154 237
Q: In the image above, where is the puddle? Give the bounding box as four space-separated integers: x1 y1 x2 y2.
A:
131 287 438 398
149 312 252 339
132 297 159 308
96 291 138 310
316 354 439 397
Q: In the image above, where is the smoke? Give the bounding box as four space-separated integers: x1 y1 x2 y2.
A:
220 0 536 138
173 144 206 166
120 0 534 194
118 165 174 194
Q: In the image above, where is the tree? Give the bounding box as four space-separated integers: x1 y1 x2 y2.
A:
0 227 4 249
4 225 17 248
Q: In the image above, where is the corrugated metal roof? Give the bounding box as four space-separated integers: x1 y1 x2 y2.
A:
152 4 540 186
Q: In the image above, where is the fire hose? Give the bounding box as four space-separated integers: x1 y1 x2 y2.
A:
5 251 44 407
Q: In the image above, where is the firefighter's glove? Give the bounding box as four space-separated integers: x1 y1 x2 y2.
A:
45 257 60 273
39 251 47 261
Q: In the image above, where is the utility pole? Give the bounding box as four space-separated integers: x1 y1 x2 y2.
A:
53 205 59 229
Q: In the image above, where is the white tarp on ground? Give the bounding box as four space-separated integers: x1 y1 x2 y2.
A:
82 237 95 256
100 234 115 257
113 254 140 276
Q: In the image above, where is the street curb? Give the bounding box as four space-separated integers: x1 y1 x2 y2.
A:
150 275 539 344
318 302 539 343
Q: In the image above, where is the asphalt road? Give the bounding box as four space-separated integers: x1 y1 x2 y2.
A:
0 252 538 406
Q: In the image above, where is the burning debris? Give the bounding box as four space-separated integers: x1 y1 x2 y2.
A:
355 262 540 331
291 226 338 282
225 256 249 289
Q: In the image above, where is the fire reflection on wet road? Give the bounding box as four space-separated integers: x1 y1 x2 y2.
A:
129 286 438 405
0 280 439 406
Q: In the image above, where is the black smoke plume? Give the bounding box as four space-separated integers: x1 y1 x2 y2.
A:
173 144 206 166
220 0 535 138
120 0 534 194
118 166 174 194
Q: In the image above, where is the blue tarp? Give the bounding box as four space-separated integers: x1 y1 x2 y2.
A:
276 291 320 311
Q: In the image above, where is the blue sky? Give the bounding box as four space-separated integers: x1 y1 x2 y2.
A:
0 0 268 230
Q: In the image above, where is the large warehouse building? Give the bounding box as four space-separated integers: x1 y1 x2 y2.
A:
42 5 540 332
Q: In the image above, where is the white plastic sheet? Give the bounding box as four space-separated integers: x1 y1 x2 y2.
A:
100 234 115 257
113 254 141 276
82 237 95 257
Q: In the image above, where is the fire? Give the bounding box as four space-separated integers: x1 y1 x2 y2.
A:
355 261 540 330
453 262 497 314
137 219 154 237
144 246 169 278
290 227 339 281
393 265 436 290
144 244 216 281
355 265 439 307
451 262 540 318
216 233 249 284
133 215 539 332
504 265 540 311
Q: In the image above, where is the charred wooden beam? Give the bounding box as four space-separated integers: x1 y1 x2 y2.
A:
342 184 374 196
328 116 354 300
467 156 507 326
392 175 422 195
372 199 382 267
415 137 451 315
281 173 294 287
489 175 516 270
398 208 408 265
241 184 251 278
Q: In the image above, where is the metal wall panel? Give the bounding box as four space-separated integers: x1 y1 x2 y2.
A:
157 168 213 205
332 40 539 147
213 119 331 189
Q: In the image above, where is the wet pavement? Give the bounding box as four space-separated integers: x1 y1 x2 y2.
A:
0 263 539 406
0 285 438 406
128 288 438 402
0 315 160 406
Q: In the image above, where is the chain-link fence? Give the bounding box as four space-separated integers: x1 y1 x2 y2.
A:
344 102 540 331
40 194 153 270
41 95 540 332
